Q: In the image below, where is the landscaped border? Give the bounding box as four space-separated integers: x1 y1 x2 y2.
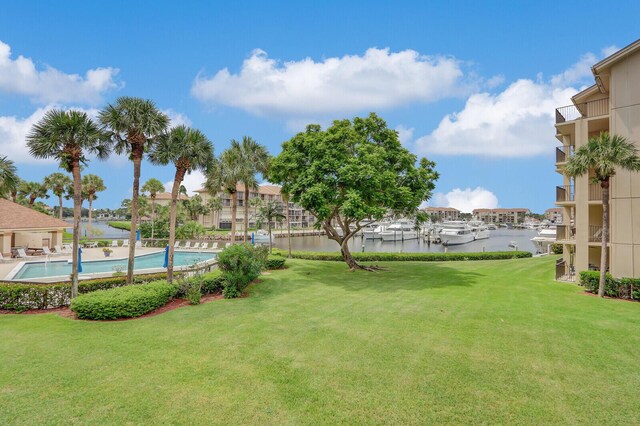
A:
271 249 532 262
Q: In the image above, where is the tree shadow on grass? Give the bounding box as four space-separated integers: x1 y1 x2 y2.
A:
259 260 485 296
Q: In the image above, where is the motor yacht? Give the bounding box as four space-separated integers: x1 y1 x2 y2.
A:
380 220 418 241
530 227 557 253
363 221 389 239
439 221 475 245
469 220 491 240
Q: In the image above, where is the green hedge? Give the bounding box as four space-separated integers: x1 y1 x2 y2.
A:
266 254 286 270
71 281 178 320
200 270 226 294
270 249 532 262
0 273 169 312
579 271 640 300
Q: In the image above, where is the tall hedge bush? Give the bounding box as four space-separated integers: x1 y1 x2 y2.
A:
270 249 532 262
217 244 265 298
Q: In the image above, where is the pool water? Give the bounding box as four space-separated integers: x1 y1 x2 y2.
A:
11 251 216 280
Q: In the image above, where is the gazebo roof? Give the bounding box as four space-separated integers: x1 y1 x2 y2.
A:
0 199 69 231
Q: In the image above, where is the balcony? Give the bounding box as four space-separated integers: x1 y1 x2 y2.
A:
556 185 574 203
588 183 602 201
555 98 609 124
589 225 604 242
555 145 574 163
556 225 575 241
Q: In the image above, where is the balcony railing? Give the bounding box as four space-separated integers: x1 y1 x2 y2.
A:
589 225 604 242
555 145 574 163
556 185 574 202
555 98 609 124
555 258 576 282
556 224 575 241
589 183 602 201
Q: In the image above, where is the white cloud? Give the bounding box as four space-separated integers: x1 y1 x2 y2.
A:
395 125 414 146
413 51 609 158
163 109 192 128
191 48 469 118
0 40 121 104
430 187 499 213
164 170 205 197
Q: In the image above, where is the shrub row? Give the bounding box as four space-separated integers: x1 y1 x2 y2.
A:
579 271 640 300
71 281 178 320
218 244 265 298
0 273 169 312
265 254 286 270
270 249 532 262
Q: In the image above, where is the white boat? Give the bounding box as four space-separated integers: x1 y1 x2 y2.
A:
486 223 498 230
380 221 418 242
363 222 389 239
530 227 557 253
469 220 491 240
253 229 272 243
439 221 475 245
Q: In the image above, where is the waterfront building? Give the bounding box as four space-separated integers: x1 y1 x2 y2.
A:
544 208 563 223
153 192 189 207
423 207 460 221
472 208 530 224
554 39 640 279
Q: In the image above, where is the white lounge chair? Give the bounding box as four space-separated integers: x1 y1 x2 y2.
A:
122 240 129 247
192 242 201 249
200 242 209 250
211 242 219 250
111 240 118 247
16 248 30 258
135 241 142 248
174 241 181 249
183 241 191 249
225 243 232 249
42 247 63 257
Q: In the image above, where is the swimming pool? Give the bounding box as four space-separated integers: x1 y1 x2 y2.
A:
9 251 217 281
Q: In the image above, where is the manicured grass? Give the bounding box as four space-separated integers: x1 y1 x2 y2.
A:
1 257 640 423
107 221 131 231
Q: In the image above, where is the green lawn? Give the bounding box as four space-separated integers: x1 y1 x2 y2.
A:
1 257 640 424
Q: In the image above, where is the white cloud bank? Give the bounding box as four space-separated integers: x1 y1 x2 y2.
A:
191 48 469 117
414 48 615 158
430 187 499 213
0 40 121 104
164 171 205 197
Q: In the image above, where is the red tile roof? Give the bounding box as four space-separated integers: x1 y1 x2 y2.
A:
0 199 70 230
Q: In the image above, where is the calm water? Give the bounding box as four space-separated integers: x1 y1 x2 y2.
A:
12 251 216 280
273 229 540 253
63 220 130 239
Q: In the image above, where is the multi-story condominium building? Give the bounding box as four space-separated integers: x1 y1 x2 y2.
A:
423 207 460 221
554 39 640 280
194 184 315 230
544 208 563 223
472 208 530 224
153 192 189 207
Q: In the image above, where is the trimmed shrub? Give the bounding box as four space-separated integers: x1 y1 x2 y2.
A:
217 244 264 298
579 271 640 301
201 270 225 294
71 281 178 320
0 272 170 312
266 254 286 270
270 249 532 262
550 243 563 255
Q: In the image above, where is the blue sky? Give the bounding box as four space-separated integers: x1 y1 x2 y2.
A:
1 1 639 213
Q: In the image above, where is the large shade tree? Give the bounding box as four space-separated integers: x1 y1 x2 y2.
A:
27 109 109 297
81 174 106 230
18 181 49 208
0 156 19 200
44 172 72 219
100 97 169 284
565 131 640 297
269 113 439 270
141 178 166 239
205 148 243 243
149 125 213 283
234 137 270 242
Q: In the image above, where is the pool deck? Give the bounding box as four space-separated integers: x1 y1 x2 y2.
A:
0 247 209 281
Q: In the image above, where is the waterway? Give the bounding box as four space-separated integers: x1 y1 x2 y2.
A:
272 229 540 254
64 220 130 239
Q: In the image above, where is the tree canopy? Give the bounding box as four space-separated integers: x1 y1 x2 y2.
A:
269 113 438 269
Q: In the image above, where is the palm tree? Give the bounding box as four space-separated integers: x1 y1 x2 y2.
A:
18 181 49 208
10 176 22 203
184 194 206 221
565 131 640 297
233 137 270 242
44 172 72 219
149 125 213 283
0 156 19 200
99 97 169 284
206 196 223 229
256 200 285 253
81 174 106 231
141 178 165 239
27 109 109 298
205 148 243 244
282 191 292 258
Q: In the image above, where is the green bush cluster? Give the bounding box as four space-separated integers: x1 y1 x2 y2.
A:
71 281 178 320
270 249 532 262
0 273 169 312
550 243 563 255
217 244 265 298
265 254 286 270
579 271 640 300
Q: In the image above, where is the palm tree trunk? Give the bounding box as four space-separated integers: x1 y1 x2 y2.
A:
127 149 142 284
243 184 249 242
71 161 82 298
230 192 237 243
29 196 35 208
167 169 185 284
58 194 63 220
88 194 93 231
599 179 610 297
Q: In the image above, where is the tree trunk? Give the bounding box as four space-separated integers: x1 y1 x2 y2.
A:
243 184 249 242
127 149 143 284
151 197 156 240
286 201 292 258
599 179 610 297
71 161 82 298
167 169 185 284
29 196 35 208
88 194 93 232
230 191 237 243
340 239 363 270
58 195 64 220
